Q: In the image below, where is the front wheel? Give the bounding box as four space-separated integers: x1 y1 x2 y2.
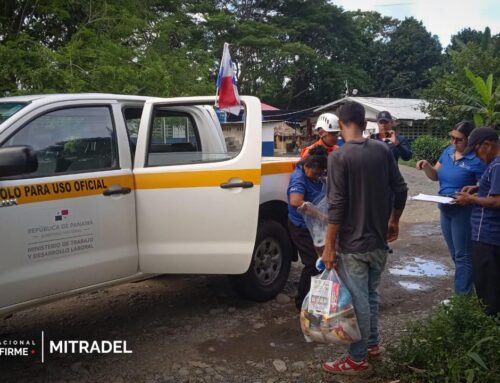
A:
230 220 292 301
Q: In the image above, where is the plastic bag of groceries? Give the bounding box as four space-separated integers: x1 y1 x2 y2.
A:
297 195 328 250
300 269 361 345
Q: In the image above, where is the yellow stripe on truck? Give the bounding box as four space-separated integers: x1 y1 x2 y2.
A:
261 161 296 176
0 162 296 206
0 175 135 205
134 169 261 190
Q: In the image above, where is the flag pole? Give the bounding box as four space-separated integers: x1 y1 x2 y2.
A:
215 42 229 107
215 42 241 116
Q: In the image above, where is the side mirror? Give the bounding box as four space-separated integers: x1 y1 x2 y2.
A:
0 146 38 178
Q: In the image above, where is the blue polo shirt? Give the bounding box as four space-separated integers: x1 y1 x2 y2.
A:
471 157 500 246
287 165 325 229
437 146 486 196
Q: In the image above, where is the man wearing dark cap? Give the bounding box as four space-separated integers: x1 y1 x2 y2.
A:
455 127 500 315
370 111 412 162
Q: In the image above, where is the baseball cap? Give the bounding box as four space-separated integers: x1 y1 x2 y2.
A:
377 111 393 122
463 127 499 155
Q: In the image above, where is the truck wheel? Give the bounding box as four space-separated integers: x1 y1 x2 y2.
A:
230 220 292 302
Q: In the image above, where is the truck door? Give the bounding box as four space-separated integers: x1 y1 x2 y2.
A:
134 96 262 274
0 101 138 310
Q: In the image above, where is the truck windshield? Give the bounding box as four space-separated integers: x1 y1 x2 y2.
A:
0 102 28 124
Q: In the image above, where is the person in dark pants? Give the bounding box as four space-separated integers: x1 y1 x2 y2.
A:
370 111 412 162
287 146 328 311
455 127 500 315
371 110 412 254
322 102 408 375
416 121 486 294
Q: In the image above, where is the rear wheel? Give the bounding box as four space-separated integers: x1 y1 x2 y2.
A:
230 220 292 301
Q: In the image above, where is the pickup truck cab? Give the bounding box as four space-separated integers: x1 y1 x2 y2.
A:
0 94 297 316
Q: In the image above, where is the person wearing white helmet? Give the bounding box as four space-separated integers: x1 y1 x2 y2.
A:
300 113 340 159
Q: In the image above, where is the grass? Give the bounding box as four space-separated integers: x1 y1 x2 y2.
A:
380 295 500 383
399 158 417 168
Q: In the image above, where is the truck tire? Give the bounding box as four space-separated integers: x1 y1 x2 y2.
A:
230 220 292 302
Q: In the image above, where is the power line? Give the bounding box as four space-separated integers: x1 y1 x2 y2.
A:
375 2 414 7
263 105 323 119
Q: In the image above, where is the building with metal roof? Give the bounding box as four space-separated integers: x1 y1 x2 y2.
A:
314 96 431 140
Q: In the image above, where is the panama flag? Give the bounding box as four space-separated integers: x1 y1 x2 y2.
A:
216 43 242 115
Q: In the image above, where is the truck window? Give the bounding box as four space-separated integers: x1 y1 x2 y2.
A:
146 105 237 167
2 106 119 177
123 107 143 161
0 102 28 124
147 110 204 166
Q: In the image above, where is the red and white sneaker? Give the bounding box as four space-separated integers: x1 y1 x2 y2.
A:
322 355 371 375
368 344 385 359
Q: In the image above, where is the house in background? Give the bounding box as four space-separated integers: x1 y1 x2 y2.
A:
221 103 315 156
265 107 316 156
274 122 300 155
221 102 281 156
261 103 281 156
314 97 431 140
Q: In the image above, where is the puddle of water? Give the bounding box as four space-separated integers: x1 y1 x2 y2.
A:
389 257 448 277
398 281 429 291
408 223 442 237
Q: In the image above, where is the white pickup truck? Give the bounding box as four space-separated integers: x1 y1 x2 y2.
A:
0 94 297 316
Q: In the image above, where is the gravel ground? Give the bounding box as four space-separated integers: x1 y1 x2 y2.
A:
0 165 454 383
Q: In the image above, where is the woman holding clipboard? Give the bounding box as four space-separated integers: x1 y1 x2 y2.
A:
416 121 485 294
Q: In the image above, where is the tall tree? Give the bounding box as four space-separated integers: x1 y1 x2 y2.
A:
347 10 399 96
267 0 371 108
423 28 500 130
4 0 485 112
375 17 442 97
447 28 485 52
0 0 216 96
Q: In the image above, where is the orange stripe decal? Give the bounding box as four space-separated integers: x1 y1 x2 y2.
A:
261 161 296 176
134 169 261 189
1 164 296 205
0 175 134 205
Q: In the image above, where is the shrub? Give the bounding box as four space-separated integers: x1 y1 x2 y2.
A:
383 295 500 383
412 135 449 164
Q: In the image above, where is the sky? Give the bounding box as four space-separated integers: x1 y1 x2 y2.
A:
331 0 500 48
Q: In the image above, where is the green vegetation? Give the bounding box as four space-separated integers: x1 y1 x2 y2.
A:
451 69 500 128
0 1 444 109
383 295 500 383
0 2 498 131
399 158 417 168
423 27 500 131
411 135 449 164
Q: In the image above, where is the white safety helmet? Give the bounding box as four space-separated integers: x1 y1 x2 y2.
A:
314 113 340 133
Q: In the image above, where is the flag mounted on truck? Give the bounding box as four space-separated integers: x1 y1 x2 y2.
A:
216 43 242 115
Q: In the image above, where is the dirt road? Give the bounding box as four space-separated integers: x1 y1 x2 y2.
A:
0 165 454 383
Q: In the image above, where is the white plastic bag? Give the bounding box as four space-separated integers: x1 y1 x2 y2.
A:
300 269 362 345
298 195 328 253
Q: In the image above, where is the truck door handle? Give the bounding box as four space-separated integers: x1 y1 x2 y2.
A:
103 185 132 196
220 181 254 189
